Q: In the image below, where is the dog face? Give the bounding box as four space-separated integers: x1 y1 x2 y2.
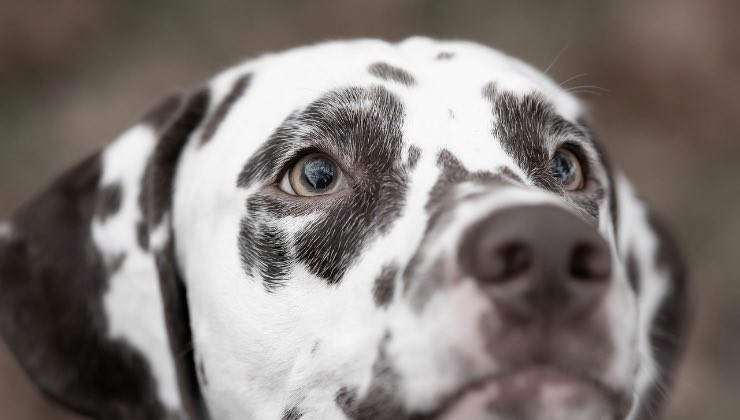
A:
0 38 688 419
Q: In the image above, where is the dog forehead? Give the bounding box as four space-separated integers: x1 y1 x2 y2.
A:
208 37 580 133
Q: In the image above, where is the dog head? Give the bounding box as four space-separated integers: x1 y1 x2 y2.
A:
0 38 688 419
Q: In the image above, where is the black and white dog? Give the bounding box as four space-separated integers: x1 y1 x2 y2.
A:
0 38 688 420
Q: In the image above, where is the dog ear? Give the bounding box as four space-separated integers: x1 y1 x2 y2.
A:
0 89 211 419
612 175 690 418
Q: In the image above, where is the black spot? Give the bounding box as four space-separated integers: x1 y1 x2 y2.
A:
436 52 454 60
625 251 640 294
407 146 421 170
141 94 184 133
197 357 208 387
106 252 127 276
238 204 293 291
282 406 303 420
579 118 619 234
95 183 122 222
154 237 210 420
141 89 213 420
635 213 690 419
373 264 398 308
335 332 404 419
368 62 416 86
238 86 409 285
144 89 210 229
0 153 169 418
483 82 557 192
136 220 149 251
201 73 252 144
425 149 509 218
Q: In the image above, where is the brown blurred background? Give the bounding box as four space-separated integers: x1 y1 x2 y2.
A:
1 0 738 418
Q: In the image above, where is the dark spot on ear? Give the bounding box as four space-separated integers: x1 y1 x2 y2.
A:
373 264 398 308
282 406 303 420
407 146 421 170
368 62 416 86
141 88 212 418
141 94 184 133
107 252 127 276
144 89 210 229
95 183 122 222
635 212 690 418
578 118 618 234
197 357 208 387
625 251 640 294
136 221 149 251
201 73 252 144
154 238 210 419
436 51 454 60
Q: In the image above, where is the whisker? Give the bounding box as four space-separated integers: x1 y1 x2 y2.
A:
544 39 575 75
559 72 588 87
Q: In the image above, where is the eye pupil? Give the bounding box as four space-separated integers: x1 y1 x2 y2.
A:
552 152 574 183
301 156 336 190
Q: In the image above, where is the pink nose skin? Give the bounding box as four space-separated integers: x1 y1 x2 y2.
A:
458 205 612 323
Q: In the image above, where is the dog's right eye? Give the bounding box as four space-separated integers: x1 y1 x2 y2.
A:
279 153 347 196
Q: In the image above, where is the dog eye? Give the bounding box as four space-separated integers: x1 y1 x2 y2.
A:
550 148 584 191
280 153 347 196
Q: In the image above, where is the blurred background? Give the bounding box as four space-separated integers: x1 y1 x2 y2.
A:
0 0 738 418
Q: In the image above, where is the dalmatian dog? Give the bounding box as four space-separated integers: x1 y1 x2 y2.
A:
0 37 688 419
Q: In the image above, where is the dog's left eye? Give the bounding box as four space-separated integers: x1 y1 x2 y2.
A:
279 153 347 196
550 148 584 191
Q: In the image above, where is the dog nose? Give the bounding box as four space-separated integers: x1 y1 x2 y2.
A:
459 205 611 322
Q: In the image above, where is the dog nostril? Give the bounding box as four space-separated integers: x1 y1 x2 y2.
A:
490 243 531 282
570 243 611 281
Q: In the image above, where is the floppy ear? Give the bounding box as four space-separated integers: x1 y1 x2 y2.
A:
613 175 690 419
0 89 211 419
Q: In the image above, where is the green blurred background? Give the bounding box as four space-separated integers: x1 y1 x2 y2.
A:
0 0 738 418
